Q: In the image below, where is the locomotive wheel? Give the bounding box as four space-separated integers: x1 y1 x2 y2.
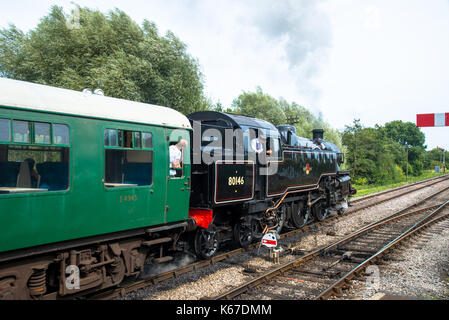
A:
233 219 257 248
194 226 219 260
291 202 308 229
313 202 328 222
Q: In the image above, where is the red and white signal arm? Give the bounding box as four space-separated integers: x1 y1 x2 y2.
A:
417 113 449 127
261 233 278 248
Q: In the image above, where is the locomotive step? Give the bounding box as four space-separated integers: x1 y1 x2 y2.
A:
142 237 172 247
153 256 174 264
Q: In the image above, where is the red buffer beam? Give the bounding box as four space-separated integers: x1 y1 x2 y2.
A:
417 113 449 127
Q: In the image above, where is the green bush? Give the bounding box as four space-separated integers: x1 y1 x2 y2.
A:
353 177 368 185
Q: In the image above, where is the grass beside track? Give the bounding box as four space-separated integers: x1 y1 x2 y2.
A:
353 171 446 198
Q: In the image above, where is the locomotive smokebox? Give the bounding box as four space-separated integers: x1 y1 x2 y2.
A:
313 129 324 141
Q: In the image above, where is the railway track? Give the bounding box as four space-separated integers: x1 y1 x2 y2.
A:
86 175 449 300
212 201 449 300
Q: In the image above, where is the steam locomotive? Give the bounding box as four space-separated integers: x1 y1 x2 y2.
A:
0 78 354 299
187 111 355 259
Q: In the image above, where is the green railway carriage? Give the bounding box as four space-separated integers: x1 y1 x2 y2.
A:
0 78 192 299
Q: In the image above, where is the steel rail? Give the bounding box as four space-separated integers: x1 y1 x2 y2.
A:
314 201 449 300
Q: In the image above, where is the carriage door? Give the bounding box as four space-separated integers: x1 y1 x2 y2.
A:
165 128 191 224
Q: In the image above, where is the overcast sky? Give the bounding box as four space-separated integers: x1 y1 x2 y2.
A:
1 0 448 149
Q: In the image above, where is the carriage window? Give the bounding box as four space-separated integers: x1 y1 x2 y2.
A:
142 133 153 149
53 124 70 145
13 121 30 143
123 131 134 148
104 130 153 188
0 119 10 142
104 129 118 147
35 123 51 144
169 140 187 179
0 145 70 193
106 129 141 149
104 150 153 187
134 132 141 149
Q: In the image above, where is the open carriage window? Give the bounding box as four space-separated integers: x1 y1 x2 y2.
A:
169 139 187 179
104 129 153 188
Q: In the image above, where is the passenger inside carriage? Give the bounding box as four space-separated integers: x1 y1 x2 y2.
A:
16 158 40 188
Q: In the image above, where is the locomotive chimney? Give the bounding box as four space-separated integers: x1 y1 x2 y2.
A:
313 129 324 141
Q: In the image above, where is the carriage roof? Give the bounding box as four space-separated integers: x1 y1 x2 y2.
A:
0 78 192 129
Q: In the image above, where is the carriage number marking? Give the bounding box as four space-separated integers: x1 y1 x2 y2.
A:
120 195 138 203
228 177 245 186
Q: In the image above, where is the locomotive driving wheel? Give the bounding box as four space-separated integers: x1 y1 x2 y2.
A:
194 225 219 260
233 219 258 248
313 202 328 222
291 202 308 229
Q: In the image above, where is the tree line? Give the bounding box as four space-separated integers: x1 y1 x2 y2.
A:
343 119 447 185
1 5 445 186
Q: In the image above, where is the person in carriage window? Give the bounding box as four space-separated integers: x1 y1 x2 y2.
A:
169 139 188 177
16 158 40 188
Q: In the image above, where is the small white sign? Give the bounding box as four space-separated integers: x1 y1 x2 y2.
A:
261 233 278 248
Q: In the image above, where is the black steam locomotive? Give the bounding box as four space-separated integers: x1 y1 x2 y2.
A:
187 111 355 259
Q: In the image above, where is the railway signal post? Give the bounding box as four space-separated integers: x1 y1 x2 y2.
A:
437 147 446 174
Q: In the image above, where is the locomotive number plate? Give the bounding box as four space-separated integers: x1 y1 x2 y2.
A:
228 176 245 186
215 161 254 204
